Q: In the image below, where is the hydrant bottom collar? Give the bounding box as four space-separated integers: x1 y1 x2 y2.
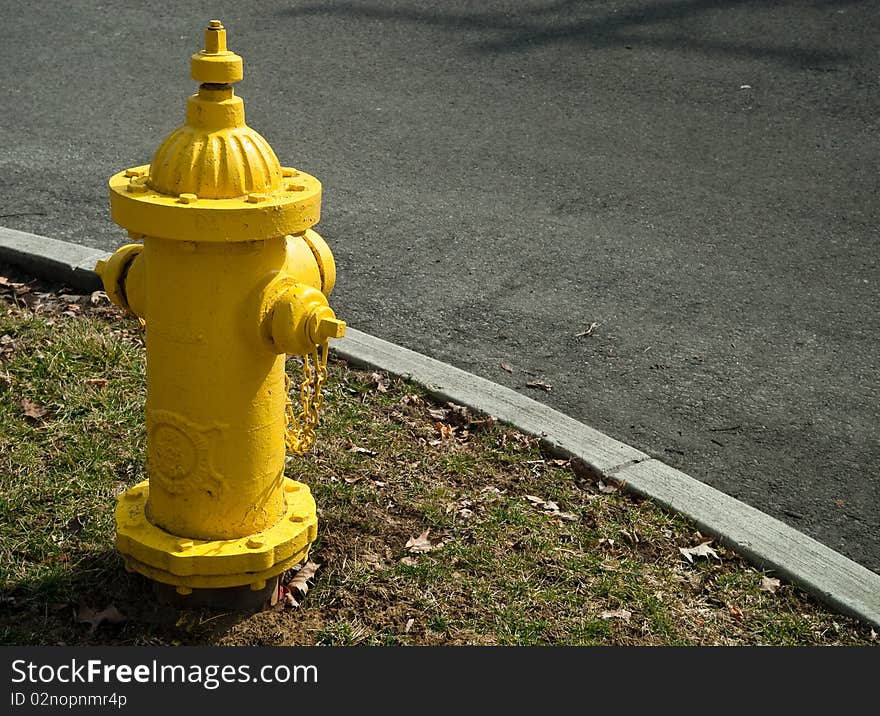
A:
116 478 317 591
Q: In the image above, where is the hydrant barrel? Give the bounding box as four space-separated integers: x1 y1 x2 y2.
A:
143 236 290 540
98 21 345 599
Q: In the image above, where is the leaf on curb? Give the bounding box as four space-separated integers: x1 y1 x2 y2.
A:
600 609 632 622
679 542 719 563
287 561 320 598
77 604 127 631
21 398 48 421
500 361 514 373
759 576 781 594
405 529 434 554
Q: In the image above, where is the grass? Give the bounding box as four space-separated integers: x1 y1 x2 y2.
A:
0 266 876 647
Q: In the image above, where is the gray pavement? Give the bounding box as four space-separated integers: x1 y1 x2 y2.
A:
1 1 878 572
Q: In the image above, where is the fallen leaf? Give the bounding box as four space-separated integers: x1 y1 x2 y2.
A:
347 443 377 456
542 500 560 512
679 542 720 563
525 495 546 507
759 576 781 594
434 422 455 440
85 378 109 388
427 408 448 421
575 322 600 338
90 290 109 306
343 475 363 485
526 381 553 392
362 551 384 568
598 481 619 494
871 629 877 641
728 604 744 620
400 556 419 566
555 511 579 522
600 609 632 622
405 529 434 554
21 398 48 421
77 604 127 631
404 618 415 633
370 372 390 393
401 394 424 407
287 561 320 598
500 361 514 373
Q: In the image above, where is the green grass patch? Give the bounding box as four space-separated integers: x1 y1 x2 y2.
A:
0 273 876 646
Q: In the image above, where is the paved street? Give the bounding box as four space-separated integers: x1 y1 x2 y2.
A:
1 1 877 571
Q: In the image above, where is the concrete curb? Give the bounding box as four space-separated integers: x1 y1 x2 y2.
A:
3 227 879 630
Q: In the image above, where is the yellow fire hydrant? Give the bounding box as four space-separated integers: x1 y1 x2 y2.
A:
96 20 345 604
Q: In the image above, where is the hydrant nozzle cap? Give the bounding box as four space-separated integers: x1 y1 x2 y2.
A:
191 20 243 85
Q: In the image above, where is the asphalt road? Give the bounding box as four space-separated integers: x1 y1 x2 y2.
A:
2 1 878 572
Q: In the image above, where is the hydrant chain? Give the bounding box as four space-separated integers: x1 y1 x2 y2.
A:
283 342 330 456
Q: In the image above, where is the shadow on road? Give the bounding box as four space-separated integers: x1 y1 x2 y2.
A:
274 0 856 67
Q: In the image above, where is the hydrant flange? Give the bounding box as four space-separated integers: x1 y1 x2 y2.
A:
116 478 317 590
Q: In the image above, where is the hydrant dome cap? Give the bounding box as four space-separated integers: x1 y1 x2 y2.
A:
146 20 283 199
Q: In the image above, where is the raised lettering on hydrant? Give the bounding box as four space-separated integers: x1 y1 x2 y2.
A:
96 21 346 600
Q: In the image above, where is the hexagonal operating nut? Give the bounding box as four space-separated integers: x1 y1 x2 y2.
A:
308 306 346 344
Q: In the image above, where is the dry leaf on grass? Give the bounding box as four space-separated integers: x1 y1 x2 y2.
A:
287 561 320 598
85 378 109 388
600 609 632 622
760 576 781 594
370 372 390 393
405 529 434 554
525 495 578 522
434 422 455 440
77 604 127 631
347 442 377 456
598 481 619 494
404 618 415 633
21 398 47 421
400 556 419 567
679 542 720 563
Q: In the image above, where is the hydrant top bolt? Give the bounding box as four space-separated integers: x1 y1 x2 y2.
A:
177 193 198 204
191 19 243 85
281 167 299 178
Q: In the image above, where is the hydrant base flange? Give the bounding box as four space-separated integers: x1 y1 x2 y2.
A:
116 478 317 591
